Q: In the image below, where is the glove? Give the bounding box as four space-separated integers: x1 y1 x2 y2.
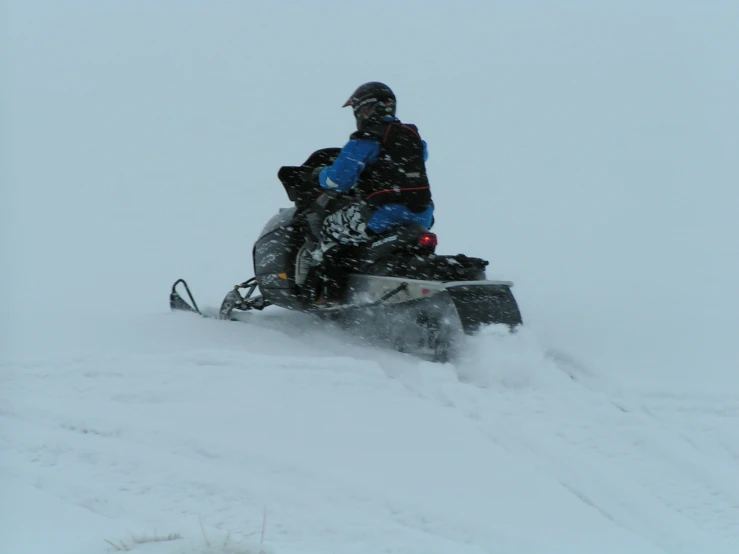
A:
301 166 324 184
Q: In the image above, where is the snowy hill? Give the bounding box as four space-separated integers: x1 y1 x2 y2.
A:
3 314 739 554
3 2 739 553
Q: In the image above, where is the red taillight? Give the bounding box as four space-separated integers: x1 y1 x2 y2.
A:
418 232 437 249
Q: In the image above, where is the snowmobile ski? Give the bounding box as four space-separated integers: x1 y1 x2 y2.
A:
169 278 271 320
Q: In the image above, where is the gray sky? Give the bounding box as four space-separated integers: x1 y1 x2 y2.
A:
3 1 738 379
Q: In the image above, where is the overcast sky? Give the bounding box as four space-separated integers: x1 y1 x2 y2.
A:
3 1 737 382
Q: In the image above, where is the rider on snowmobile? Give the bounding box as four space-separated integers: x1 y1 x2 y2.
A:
302 82 435 302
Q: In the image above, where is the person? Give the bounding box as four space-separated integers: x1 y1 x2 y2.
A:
300 82 435 302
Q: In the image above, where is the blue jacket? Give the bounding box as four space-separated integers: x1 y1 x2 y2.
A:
318 118 429 193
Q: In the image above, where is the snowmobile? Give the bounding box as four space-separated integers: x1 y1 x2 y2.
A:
169 148 522 361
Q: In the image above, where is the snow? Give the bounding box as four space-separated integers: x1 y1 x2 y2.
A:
3 2 739 553
3 317 739 553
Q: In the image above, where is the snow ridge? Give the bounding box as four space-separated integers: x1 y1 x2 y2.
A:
2 314 738 554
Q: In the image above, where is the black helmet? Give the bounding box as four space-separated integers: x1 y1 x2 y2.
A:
343 81 396 130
